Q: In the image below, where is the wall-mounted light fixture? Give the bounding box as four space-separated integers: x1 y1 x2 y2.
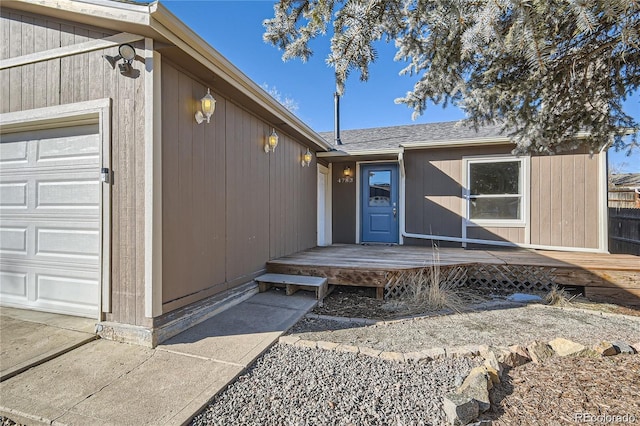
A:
264 128 279 153
301 148 313 167
104 43 137 74
338 165 354 183
195 88 216 124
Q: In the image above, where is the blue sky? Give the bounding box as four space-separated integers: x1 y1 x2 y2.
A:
163 0 639 172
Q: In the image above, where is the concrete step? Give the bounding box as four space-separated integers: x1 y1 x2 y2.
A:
255 273 328 300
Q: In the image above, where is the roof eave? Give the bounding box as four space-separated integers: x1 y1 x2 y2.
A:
401 137 512 149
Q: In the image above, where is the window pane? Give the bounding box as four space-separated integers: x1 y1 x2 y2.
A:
470 197 521 220
369 171 391 206
470 161 520 195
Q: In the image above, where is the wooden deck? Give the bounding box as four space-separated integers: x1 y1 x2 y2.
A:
266 245 640 307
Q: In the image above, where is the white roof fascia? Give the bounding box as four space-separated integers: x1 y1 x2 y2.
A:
317 148 403 158
401 137 512 149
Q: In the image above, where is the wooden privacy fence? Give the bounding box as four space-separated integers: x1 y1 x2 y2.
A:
609 207 640 255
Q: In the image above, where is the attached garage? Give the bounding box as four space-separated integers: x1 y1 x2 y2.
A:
0 100 111 319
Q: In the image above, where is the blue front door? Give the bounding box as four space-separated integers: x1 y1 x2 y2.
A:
361 164 399 243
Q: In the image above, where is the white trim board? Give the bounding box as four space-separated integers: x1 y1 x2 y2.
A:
0 32 144 70
144 38 163 318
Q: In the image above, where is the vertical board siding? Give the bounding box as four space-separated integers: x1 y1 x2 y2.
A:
1 11 146 325
530 149 599 248
331 161 357 243
404 146 523 245
161 62 316 309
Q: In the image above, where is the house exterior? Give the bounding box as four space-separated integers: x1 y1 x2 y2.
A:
0 0 611 347
0 0 330 346
318 122 609 253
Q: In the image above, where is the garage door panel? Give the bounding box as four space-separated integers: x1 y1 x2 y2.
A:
0 140 28 165
36 228 100 259
36 133 100 163
0 182 27 208
0 124 99 170
37 179 100 209
0 124 101 318
37 274 98 305
0 271 27 298
0 227 27 254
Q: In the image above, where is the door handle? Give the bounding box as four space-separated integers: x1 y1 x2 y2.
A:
393 207 397 218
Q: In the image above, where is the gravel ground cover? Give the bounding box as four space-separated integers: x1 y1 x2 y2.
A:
191 344 480 426
288 304 640 353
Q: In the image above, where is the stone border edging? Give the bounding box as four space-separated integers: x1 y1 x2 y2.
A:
279 333 640 425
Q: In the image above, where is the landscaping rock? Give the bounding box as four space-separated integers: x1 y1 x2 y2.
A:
482 350 502 381
593 341 617 356
358 346 382 358
279 335 300 345
548 338 585 356
316 341 339 351
379 351 405 362
630 342 640 354
506 293 543 303
457 366 492 412
526 341 555 364
335 344 359 354
484 365 500 386
423 347 447 360
612 341 636 355
500 345 531 368
444 393 480 426
449 345 481 358
295 339 317 349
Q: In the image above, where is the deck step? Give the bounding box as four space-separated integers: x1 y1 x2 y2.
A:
255 273 328 300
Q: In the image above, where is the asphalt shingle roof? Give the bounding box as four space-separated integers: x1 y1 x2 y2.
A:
318 120 506 153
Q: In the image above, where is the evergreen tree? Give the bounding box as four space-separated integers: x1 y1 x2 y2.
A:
263 0 639 154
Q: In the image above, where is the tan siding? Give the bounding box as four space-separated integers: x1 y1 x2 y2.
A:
467 227 525 243
405 146 526 246
1 11 147 325
530 149 599 248
161 61 316 310
331 161 357 243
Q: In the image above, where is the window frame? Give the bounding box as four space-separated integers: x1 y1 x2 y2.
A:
462 155 530 228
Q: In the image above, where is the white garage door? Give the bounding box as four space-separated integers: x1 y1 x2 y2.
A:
0 124 101 318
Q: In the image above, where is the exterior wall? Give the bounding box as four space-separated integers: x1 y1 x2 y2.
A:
404 145 515 246
160 61 317 312
332 161 357 243
0 10 148 326
530 147 599 249
323 145 601 249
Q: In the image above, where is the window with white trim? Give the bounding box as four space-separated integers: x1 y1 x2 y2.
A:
465 157 526 225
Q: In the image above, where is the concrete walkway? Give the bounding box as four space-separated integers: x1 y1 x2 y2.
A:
0 290 316 425
0 308 96 382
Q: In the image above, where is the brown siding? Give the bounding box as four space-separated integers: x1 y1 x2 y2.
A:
161 61 317 311
402 145 600 249
1 10 147 326
530 148 600 248
332 161 357 243
404 145 522 246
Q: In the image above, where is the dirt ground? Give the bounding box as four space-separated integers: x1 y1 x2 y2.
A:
314 285 640 320
481 355 640 425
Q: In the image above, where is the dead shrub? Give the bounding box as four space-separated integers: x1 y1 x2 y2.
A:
544 284 576 307
388 245 474 313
